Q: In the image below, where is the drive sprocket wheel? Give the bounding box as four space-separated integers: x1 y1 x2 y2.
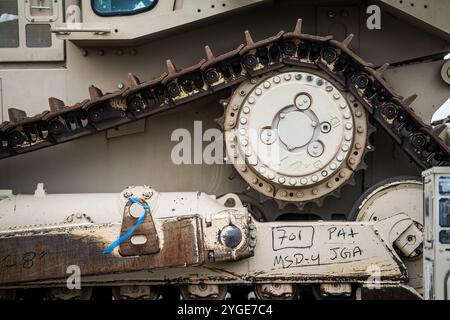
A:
223 68 373 207
349 176 423 294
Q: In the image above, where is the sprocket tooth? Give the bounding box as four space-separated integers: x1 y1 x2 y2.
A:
48 97 65 112
204 45 215 61
402 94 418 107
219 98 229 109
367 123 377 136
244 30 255 46
166 59 177 76
215 98 230 129
88 86 103 100
331 188 342 199
127 73 141 87
366 144 375 153
312 198 325 208
356 160 368 171
258 192 273 204
227 170 241 181
295 201 306 211
8 108 27 123
274 199 289 210
347 175 357 186
341 33 354 47
214 114 225 130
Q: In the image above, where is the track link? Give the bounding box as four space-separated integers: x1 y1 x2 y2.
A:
0 19 448 170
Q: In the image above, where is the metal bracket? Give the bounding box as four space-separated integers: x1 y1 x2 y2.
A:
119 198 160 256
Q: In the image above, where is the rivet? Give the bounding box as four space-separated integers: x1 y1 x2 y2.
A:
330 163 337 170
285 74 292 81
273 76 281 84
327 182 333 188
281 191 288 197
248 97 255 104
241 166 247 172
342 145 349 152
311 175 318 182
312 189 319 195
321 171 328 177
243 106 250 114
326 86 333 92
300 178 308 185
255 88 262 96
252 178 258 184
240 117 247 125
339 171 346 178
349 158 356 165
294 73 301 80
263 81 271 89
232 105 239 111
355 143 362 149
337 155 344 162
357 126 364 133
345 123 353 130
278 177 286 184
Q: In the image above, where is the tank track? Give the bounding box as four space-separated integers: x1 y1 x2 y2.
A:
0 18 448 171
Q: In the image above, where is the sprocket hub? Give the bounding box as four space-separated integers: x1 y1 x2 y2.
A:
224 69 369 203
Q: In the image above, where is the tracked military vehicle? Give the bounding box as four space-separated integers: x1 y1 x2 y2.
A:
0 0 449 300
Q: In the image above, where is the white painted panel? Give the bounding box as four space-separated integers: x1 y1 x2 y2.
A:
0 69 67 120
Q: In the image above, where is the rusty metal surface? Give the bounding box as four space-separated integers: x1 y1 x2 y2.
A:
359 284 422 300
119 198 160 256
0 18 448 170
0 215 204 285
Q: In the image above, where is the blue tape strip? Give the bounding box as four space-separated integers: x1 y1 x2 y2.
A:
103 197 150 254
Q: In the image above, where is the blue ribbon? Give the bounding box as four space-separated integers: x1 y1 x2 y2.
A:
103 197 150 254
